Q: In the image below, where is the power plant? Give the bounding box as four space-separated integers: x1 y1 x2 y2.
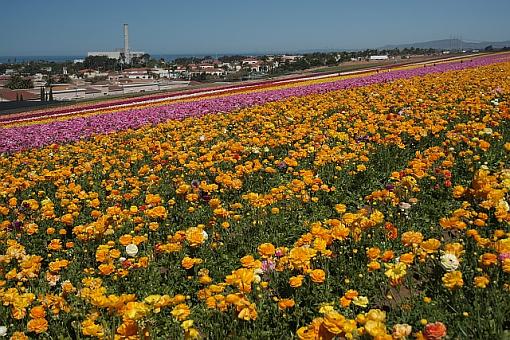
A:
87 24 145 63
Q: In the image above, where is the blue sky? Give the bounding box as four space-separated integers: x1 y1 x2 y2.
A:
1 0 509 56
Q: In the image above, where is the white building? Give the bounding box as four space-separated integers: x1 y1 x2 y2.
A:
369 55 389 61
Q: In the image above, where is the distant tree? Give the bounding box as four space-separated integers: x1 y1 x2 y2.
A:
40 87 45 101
141 54 151 66
83 56 117 71
484 45 494 51
19 93 24 101
49 87 54 101
58 74 72 83
5 75 33 89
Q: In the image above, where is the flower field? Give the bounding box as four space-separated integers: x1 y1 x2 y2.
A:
1 53 510 339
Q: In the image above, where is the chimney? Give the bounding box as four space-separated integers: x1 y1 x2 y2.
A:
124 24 129 63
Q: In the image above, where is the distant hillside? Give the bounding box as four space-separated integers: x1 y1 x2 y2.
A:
380 39 510 51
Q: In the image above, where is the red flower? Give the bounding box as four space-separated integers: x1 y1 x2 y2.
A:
423 322 447 340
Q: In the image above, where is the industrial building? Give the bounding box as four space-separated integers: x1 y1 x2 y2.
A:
87 24 145 63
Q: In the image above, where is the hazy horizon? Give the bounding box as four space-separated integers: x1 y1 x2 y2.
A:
1 0 509 56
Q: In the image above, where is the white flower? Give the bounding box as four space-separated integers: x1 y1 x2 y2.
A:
202 230 208 241
399 202 411 210
199 135 206 142
119 257 127 262
440 253 460 272
0 326 7 337
126 244 139 257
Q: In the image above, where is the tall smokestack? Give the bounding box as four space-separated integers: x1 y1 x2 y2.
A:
124 24 129 63
124 24 129 53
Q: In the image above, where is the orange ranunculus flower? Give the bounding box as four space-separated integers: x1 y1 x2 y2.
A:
367 261 381 271
10 332 29 340
473 275 490 288
380 250 395 262
185 227 207 247
339 296 352 308
47 239 63 251
479 253 498 267
145 206 167 219
420 239 441 253
288 246 317 270
181 256 202 270
240 255 260 268
399 253 415 265
289 275 304 288
119 234 133 246
423 322 447 339
98 264 115 276
366 247 380 260
277 298 295 310
29 306 46 319
116 319 138 337
60 213 74 225
27 318 48 333
258 243 276 257
344 289 359 300
401 231 423 246
309 269 326 283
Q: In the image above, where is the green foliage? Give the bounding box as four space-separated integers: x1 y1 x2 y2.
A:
5 74 33 89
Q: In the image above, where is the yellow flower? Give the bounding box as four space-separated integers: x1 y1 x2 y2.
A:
384 262 407 284
366 309 386 322
322 310 346 334
335 204 347 214
352 296 369 308
442 270 464 290
238 303 257 321
171 303 191 321
123 302 149 321
364 320 387 337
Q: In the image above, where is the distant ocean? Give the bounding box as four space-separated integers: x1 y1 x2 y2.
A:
0 53 267 64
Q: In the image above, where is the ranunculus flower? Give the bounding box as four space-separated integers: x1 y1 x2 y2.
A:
392 323 412 338
27 318 48 334
352 296 369 308
309 269 326 283
125 244 139 257
423 322 447 339
289 275 304 288
440 253 460 272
